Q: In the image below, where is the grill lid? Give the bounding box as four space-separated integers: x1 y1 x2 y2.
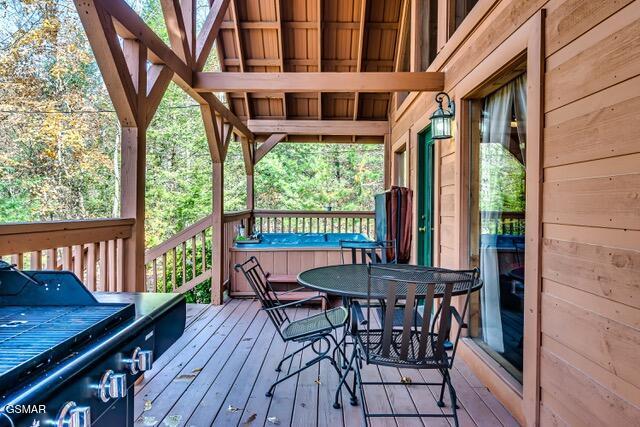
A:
0 303 135 394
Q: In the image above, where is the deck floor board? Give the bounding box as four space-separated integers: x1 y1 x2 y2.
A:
135 302 519 427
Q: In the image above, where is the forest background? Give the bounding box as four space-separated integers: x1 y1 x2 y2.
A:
0 0 384 248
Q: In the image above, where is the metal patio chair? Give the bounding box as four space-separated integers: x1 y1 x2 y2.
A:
336 264 480 426
339 239 397 265
234 256 357 399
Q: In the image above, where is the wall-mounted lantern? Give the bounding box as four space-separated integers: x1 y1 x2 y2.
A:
429 92 455 140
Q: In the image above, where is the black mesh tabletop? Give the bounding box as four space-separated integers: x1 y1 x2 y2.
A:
297 264 481 298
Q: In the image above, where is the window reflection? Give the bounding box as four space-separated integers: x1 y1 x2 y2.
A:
471 74 527 380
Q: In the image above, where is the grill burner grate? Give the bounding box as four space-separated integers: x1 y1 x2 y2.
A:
0 304 134 391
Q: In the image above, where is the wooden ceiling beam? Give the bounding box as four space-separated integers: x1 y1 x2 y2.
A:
255 133 287 163
229 0 252 119
275 0 287 118
194 72 444 92
195 0 231 71
353 0 367 121
94 0 192 85
247 119 388 136
317 0 322 121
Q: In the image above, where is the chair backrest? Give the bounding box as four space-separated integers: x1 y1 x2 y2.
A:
339 240 397 265
234 257 290 331
364 264 479 367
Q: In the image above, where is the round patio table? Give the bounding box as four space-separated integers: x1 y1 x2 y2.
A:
297 263 481 299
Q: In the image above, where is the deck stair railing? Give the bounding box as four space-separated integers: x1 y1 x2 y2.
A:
0 219 134 291
143 210 251 294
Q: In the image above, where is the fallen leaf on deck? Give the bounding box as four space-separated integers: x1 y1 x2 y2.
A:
243 413 257 424
267 416 281 424
163 414 182 427
400 376 412 384
228 404 242 412
314 377 322 385
143 416 158 426
144 400 153 411
175 374 197 382
192 367 203 373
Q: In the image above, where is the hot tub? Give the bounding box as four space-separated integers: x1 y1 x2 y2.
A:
230 232 372 296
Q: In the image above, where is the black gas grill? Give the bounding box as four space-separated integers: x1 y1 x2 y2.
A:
0 263 185 427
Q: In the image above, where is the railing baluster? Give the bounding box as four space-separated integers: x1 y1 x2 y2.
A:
11 254 23 270
152 259 158 292
30 251 42 270
46 249 55 270
116 238 124 292
98 242 107 291
172 247 177 292
181 242 187 287
191 236 197 278
162 253 168 293
73 245 84 281
87 243 97 291
62 247 72 271
200 231 207 273
107 240 116 292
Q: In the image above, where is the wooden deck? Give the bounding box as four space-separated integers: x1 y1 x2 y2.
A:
134 301 519 427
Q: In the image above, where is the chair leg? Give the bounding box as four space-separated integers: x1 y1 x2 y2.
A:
266 354 332 397
275 341 312 372
437 372 447 407
445 370 459 427
333 344 359 409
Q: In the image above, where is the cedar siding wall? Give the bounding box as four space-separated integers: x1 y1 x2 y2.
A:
391 0 640 425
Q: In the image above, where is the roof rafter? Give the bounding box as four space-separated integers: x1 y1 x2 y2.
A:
195 0 231 71
229 0 252 119
194 72 445 93
95 0 192 85
74 0 138 127
159 0 192 66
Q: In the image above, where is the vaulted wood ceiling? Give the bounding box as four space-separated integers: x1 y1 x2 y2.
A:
214 0 407 128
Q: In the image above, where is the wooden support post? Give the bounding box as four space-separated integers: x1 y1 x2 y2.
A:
211 162 224 305
120 126 146 291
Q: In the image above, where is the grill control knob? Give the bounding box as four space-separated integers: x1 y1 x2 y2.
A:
98 370 127 402
124 347 154 374
56 401 91 427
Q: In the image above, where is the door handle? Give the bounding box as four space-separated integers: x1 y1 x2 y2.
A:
418 227 426 232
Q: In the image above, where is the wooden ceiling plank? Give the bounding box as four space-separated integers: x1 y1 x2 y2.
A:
145 64 173 127
229 0 252 119
160 0 192 66
73 0 137 127
194 71 444 92
247 119 388 136
254 133 287 163
353 0 368 121
195 0 232 71
94 0 192 85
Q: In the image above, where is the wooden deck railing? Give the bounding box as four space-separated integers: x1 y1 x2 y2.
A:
480 211 525 235
143 210 251 294
253 209 375 238
0 209 373 298
0 219 134 291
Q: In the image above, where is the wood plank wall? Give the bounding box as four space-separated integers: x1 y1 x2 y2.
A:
390 0 640 425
